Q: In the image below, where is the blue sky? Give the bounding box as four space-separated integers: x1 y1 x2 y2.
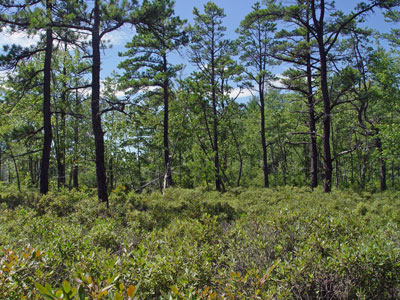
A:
101 0 392 81
0 0 393 91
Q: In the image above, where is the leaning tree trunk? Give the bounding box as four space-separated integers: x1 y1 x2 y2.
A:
91 0 108 206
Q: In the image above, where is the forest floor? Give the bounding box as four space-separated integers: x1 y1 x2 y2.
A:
1 184 400 299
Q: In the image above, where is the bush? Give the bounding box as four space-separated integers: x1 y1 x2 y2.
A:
0 183 37 209
1 186 400 299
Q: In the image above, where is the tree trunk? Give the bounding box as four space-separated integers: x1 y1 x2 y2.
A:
307 104 319 190
108 157 114 193
376 137 387 191
228 123 243 187
0 146 2 181
317 37 332 192
29 155 35 185
56 51 68 189
39 8 53 195
162 54 173 188
350 151 354 185
360 152 367 189
304 143 310 181
56 109 66 189
391 159 395 187
211 36 223 192
137 146 143 193
281 146 287 186
310 0 332 192
91 0 108 206
8 144 20 192
72 120 79 189
259 88 269 188
71 90 80 189
331 123 339 188
306 23 318 190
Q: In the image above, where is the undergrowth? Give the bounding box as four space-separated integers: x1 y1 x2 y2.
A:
1 183 400 299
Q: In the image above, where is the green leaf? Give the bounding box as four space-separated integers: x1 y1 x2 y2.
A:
34 282 52 297
114 292 123 300
108 290 114 299
55 290 63 298
62 280 71 293
78 285 86 300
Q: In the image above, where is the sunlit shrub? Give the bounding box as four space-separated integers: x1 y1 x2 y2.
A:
1 186 400 298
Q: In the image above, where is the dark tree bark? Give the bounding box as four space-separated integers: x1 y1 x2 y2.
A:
8 144 21 192
307 94 318 189
311 0 333 192
376 137 387 191
277 132 287 185
306 17 318 190
28 155 33 185
227 121 243 187
91 0 108 206
56 48 68 189
259 87 269 188
391 160 395 187
72 90 79 189
211 38 223 192
56 101 66 190
257 24 269 188
162 53 173 188
331 123 340 188
308 0 384 192
39 3 53 195
237 2 275 189
0 146 2 181
360 151 367 189
72 163 79 189
108 157 114 193
350 151 354 185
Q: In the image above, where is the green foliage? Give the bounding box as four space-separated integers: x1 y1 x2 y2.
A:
0 182 36 209
1 187 400 298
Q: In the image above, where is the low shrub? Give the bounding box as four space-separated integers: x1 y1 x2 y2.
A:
1 186 400 299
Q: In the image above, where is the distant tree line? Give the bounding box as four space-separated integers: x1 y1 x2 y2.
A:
0 0 399 204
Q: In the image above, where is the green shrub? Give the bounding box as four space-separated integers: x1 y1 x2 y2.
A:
1 186 400 299
0 183 36 209
88 219 120 251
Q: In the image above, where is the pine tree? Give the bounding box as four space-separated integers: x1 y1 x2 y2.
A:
119 0 187 190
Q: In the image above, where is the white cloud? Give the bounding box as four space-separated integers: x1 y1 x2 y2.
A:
230 88 254 100
270 74 287 89
229 75 288 102
0 29 40 48
0 25 131 50
115 90 126 98
103 26 132 47
0 70 10 79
